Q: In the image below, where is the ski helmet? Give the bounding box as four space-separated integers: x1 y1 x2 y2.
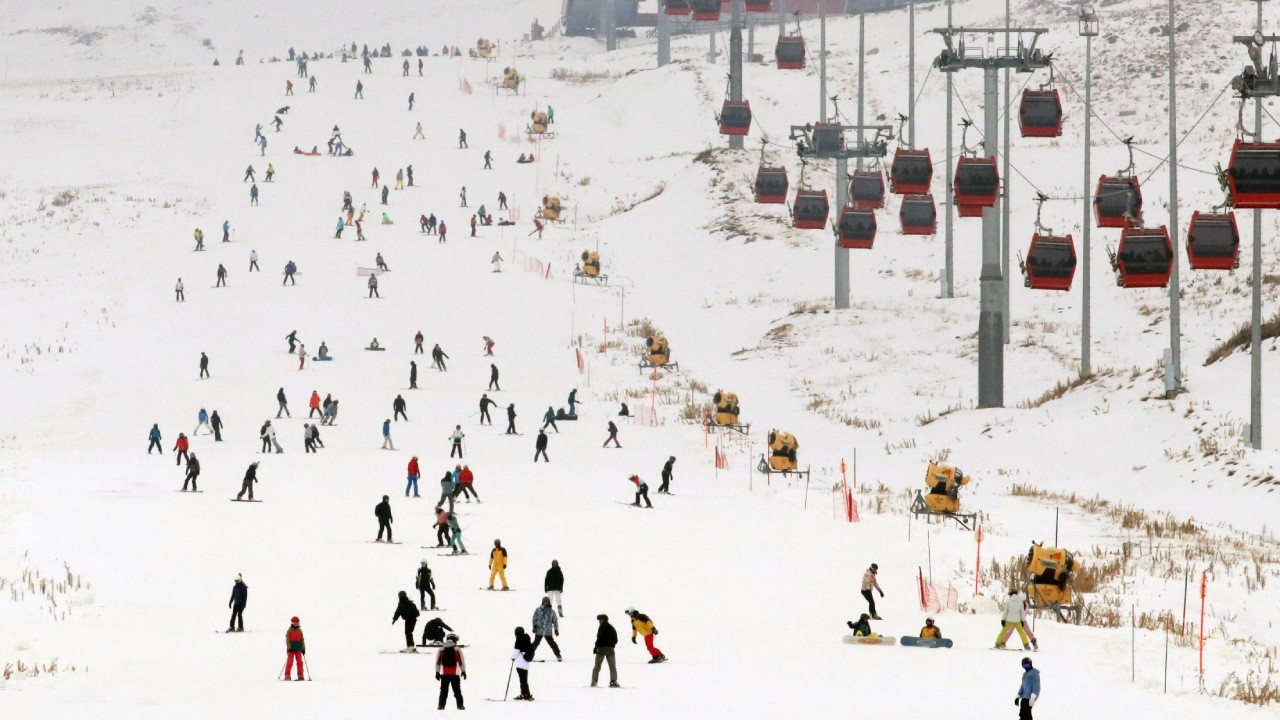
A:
290 616 300 624
625 607 636 615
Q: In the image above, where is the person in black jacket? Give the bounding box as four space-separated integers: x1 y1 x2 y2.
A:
210 410 224 441
393 394 408 421
199 352 210 378
236 462 258 500
393 590 420 651
513 626 534 700
544 560 564 617
658 456 676 494
182 453 201 491
228 574 248 631
603 420 620 448
479 394 496 425
591 614 619 687
416 560 437 610
534 429 549 462
409 361 418 389
375 495 393 542
506 403 517 434
489 363 501 390
420 616 454 645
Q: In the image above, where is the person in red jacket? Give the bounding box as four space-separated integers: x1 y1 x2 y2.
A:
283 617 306 680
435 634 466 709
455 465 480 502
173 433 190 466
309 391 322 418
406 456 421 497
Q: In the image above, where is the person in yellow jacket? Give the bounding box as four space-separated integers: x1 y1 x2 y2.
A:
920 617 942 639
625 608 667 663
488 539 509 590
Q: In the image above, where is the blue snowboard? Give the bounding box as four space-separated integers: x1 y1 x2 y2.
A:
899 636 953 648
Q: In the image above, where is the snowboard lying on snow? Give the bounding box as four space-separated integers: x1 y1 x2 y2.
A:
842 635 896 646
900 636 953 648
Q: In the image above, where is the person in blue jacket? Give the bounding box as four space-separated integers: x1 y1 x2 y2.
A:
222 220 230 242
1016 657 1040 720
283 260 297 285
335 217 345 238
250 183 259 205
381 185 389 205
147 424 162 454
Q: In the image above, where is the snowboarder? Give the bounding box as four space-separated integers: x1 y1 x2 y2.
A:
335 217 345 238
491 251 503 272
920 617 942 639
182 453 200 491
483 150 492 169
483 336 495 355
210 410 224 441
173 432 190 466
381 419 395 450
236 462 259 500
286 331 299 353
479 394 496 425
393 590 419 650
414 330 425 354
458 129 468 148
530 596 561 661
534 429 549 462
147 424 162 454
506 404 517 435
434 635 466 710
861 563 884 620
489 363 500 390
544 561 564 616
395 169 404 190
283 617 306 680
354 80 364 99
249 249 260 271
276 388 290 418
421 616 454 645
542 407 558 432
309 76 317 91
175 278 185 302
366 273 380 299
513 626 534 700
391 394 408 422
488 539 509 590
591 614 620 687
405 456 421 497
215 264 227 287
996 588 1036 650
265 163 275 181
432 344 449 371
603 420 621 448
380 185 389 205
1016 657 1040 720
630 475 652 508
455 465 479 502
199 352 210 378
626 608 665 663
409 361 418 389
658 456 676 494
375 495 394 542
417 560 437 610
228 574 247 631
498 191 507 210
449 425 465 458
847 613 875 637
448 511 466 554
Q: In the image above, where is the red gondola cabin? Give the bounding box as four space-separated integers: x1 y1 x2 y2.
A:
665 0 692 15
890 148 933 195
837 206 877 249
691 0 721 21
954 157 999 217
1094 176 1142 228
792 189 830 229
754 166 789 204
1022 234 1077 291
1113 226 1173 288
850 170 885 210
745 0 772 10
1225 139 1280 209
776 36 806 70
1018 90 1065 138
1185 211 1240 270
719 100 751 136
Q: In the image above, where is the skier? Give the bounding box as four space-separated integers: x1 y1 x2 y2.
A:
432 344 449 371
530 595 562 661
175 278 185 302
395 169 404 190
488 539 509 590
491 251 503 272
483 150 492 169
308 422 322 449
268 420 283 453
380 185 389 205
1016 657 1040 720
861 563 884 620
199 352 210 378
283 260 297 285
479 394 496 425
458 128 468 148
307 391 320 418
407 92 414 110
544 561 564 616
421 616 454 645
414 122 425 140
173 432 190 466
534 429 549 462
147 423 162 454
418 58 423 76
309 76 317 91
182 452 200 491
354 80 364 99
215 263 227 287
375 495 394 542
996 588 1036 651
195 408 211 435
286 330 300 353
489 363 500 390
194 228 205 251
236 462 259 501
244 164 256 182
434 635 466 710
438 220 447 242
448 511 466 554
513 626 534 700
322 396 338 425
402 59 410 76
406 456 420 497
381 419 395 450
335 217 345 238
363 55 372 73
449 425 465 458
393 590 419 651
506 404 517 435
437 471 456 513
591 614 620 688
567 388 578 416
626 608 665 663
276 388 291 418
303 423 317 453
222 220 230 242
228 574 247 631
630 475 652 508
459 186 467 207
417 560 437 610
603 420 620 448
658 456 676 494
210 410 224 441
414 330 425 354
542 407 558 433
410 361 418 389
283 617 306 680
455 465 479 502
529 218 544 239
407 165 415 186
920 617 943 639
498 191 507 210
258 136 266 157
265 163 275 181
469 214 476 237
249 249 260 271
483 336 495 355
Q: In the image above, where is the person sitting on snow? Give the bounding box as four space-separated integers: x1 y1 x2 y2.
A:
919 618 942 639
847 613 874 637
369 338 381 350
317 342 329 359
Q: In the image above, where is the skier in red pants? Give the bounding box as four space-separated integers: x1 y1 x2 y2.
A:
283 617 307 680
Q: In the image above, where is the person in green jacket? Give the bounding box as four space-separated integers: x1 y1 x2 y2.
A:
448 512 466 555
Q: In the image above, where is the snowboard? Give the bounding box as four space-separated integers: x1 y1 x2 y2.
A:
177 490 205 493
230 498 263 502
842 634 897 646
479 587 513 591
311 356 334 362
380 650 430 655
369 540 403 545
364 347 387 351
899 636 953 649
616 502 653 509
436 552 470 557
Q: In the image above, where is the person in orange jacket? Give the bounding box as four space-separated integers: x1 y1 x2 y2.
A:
488 539 509 590
626 608 666 663
283 617 306 680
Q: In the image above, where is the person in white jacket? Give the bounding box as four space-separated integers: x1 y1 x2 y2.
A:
491 251 503 272
995 588 1037 650
175 278 185 302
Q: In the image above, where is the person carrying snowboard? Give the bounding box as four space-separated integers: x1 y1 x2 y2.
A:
375 495 394 542
393 590 420 651
861 563 884 620
629 475 652 508
283 617 306 680
417 560 437 610
488 539 509 590
434 635 466 710
182 452 200 491
228 574 248 631
530 595 561 661
602 420 620 448
626 608 665 663
544 560 564 616
1015 657 1040 720
479 394 495 425
236 462 259 501
658 456 676 494
534 429 549 462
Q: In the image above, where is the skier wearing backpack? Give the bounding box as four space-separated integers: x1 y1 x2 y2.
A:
375 495 393 542
434 635 466 710
417 560 437 610
393 590 419 651
283 617 306 680
626 608 666 663
228 574 247 631
861 564 884 620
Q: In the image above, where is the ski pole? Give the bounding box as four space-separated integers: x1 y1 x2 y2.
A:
304 653 314 681
278 659 288 681
503 658 514 701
